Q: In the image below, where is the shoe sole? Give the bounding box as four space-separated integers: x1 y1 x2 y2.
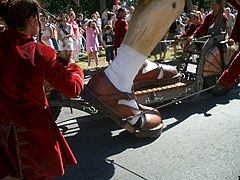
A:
134 123 164 138
82 85 163 138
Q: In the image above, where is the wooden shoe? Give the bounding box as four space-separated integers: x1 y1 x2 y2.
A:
83 71 164 138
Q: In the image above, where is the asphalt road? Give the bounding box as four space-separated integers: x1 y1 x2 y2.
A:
55 86 240 180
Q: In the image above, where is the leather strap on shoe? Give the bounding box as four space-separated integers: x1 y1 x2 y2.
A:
138 63 164 80
157 65 164 79
133 113 146 129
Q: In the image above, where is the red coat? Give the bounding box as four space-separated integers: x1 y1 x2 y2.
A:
218 52 240 88
181 22 203 37
193 12 227 39
228 0 240 43
219 0 240 87
0 30 84 178
114 17 128 55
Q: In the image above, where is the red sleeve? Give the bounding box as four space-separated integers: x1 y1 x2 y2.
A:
118 19 128 42
182 23 202 37
193 13 226 39
121 20 128 38
218 53 240 88
114 18 128 51
37 44 84 98
223 14 227 24
228 0 240 10
193 14 212 39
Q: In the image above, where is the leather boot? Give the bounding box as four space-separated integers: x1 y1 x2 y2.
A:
87 71 163 134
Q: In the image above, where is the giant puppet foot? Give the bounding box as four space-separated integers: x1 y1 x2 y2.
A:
84 71 163 138
134 60 181 90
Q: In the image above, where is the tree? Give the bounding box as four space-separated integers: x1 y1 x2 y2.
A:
185 0 193 12
100 0 107 13
39 0 226 18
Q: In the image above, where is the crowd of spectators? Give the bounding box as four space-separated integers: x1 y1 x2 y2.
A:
151 3 239 61
27 2 240 67
35 4 135 69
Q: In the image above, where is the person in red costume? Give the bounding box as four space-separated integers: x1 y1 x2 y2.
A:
217 0 240 88
177 12 203 49
228 0 240 44
0 0 84 179
217 52 240 88
190 0 227 39
114 7 128 56
181 13 203 38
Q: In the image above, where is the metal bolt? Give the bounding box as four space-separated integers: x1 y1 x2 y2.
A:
172 2 176 8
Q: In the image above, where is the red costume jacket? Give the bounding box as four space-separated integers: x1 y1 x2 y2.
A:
193 12 227 39
218 0 240 88
181 22 203 37
114 17 128 55
228 0 240 43
0 30 84 178
218 52 240 88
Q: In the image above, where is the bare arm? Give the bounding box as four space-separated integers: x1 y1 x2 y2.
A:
83 20 90 30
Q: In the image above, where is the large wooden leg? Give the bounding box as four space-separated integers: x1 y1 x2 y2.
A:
124 0 185 56
86 0 185 137
105 0 185 93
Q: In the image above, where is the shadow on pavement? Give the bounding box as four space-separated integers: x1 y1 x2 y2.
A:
56 117 156 180
55 57 240 179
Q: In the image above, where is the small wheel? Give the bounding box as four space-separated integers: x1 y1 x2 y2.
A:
203 45 233 96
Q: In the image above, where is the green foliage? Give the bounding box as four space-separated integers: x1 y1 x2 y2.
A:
39 0 113 17
39 0 140 17
78 0 100 17
39 0 230 20
39 0 72 15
